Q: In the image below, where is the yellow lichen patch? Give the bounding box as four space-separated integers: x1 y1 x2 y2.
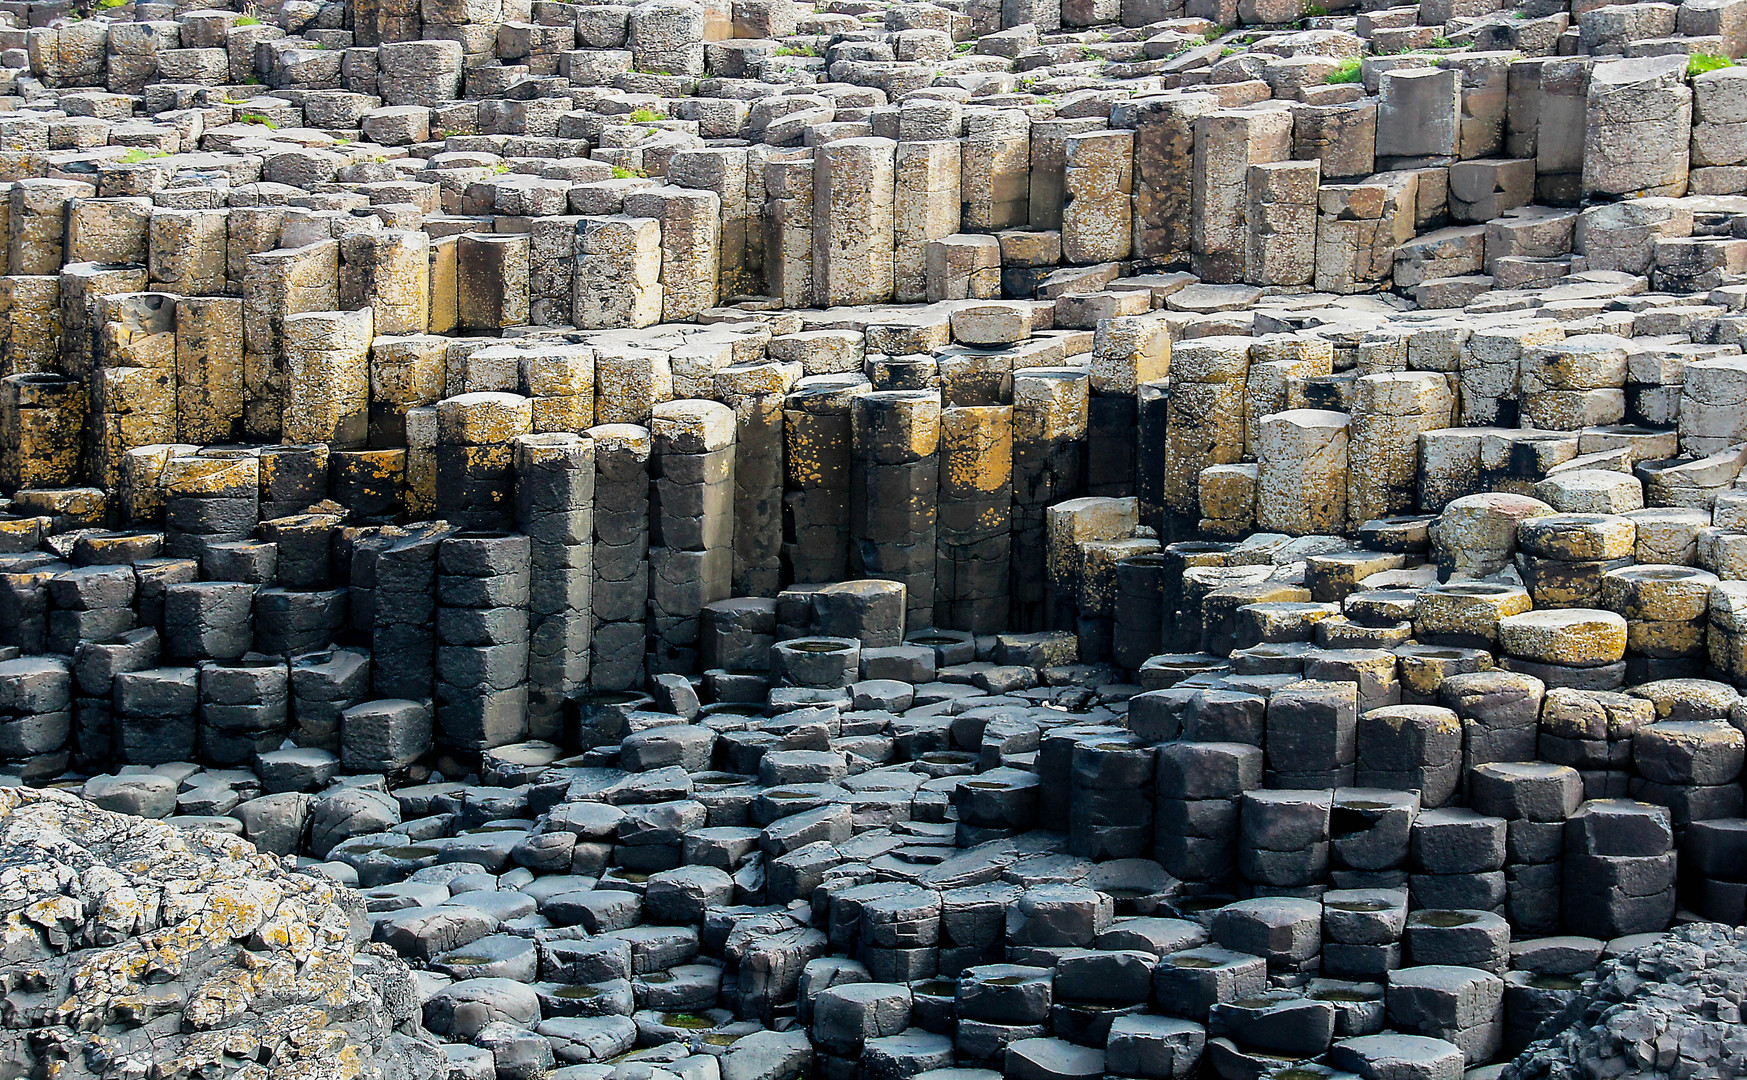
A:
22 887 82 943
1 909 51 961
254 913 317 962
182 969 256 1030
90 885 145 945
247 954 305 1002
199 879 282 940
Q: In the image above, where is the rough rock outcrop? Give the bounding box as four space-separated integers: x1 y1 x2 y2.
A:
0 785 443 1080
1507 922 1747 1080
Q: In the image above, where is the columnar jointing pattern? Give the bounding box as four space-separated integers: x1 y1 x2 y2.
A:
11 2 1747 1080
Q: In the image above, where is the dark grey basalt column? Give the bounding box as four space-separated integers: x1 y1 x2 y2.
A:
515 432 594 741
852 390 940 633
650 400 736 678
435 530 530 755
784 374 867 586
588 423 651 692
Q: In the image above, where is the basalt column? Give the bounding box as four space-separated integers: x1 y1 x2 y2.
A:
852 390 941 633
436 391 532 532
370 520 449 702
435 530 530 756
784 375 869 586
589 423 652 691
650 400 736 678
514 432 594 741
937 405 1013 634
717 362 787 597
1011 368 1089 631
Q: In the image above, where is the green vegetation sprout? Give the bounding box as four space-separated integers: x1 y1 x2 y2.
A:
1325 56 1363 83
1690 53 1736 77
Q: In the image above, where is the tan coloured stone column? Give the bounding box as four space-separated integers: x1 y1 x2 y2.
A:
1121 91 1219 269
0 277 61 379
0 373 84 489
595 349 673 426
527 214 582 328
90 292 176 491
765 155 814 308
341 229 430 335
457 233 529 331
894 140 961 304
1247 160 1320 287
523 345 595 435
1192 107 1291 283
404 405 437 519
670 146 750 300
367 334 447 447
1062 129 1133 264
938 404 1012 633
243 241 340 442
813 137 897 308
174 296 244 444
1244 334 1332 459
961 108 1030 231
67 196 150 265
574 216 663 330
1349 371 1455 531
1257 409 1350 536
626 185 721 322
148 208 226 295
63 263 146 382
9 179 93 275
1163 336 1250 528
282 308 373 449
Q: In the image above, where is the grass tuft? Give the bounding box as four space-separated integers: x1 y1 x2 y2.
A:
1325 56 1363 84
1691 52 1736 77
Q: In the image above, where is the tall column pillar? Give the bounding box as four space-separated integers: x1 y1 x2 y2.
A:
589 423 651 691
717 361 788 597
1012 368 1088 630
515 432 594 742
650 400 736 677
784 374 868 585
852 390 941 632
938 405 1012 634
813 137 897 307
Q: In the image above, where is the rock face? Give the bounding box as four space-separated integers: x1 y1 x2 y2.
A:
1507 923 1747 1080
0 785 443 1080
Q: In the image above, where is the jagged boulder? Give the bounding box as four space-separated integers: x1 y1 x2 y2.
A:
0 785 444 1080
1505 923 1747 1080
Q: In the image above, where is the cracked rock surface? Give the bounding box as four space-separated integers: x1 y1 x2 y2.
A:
0 784 444 1080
